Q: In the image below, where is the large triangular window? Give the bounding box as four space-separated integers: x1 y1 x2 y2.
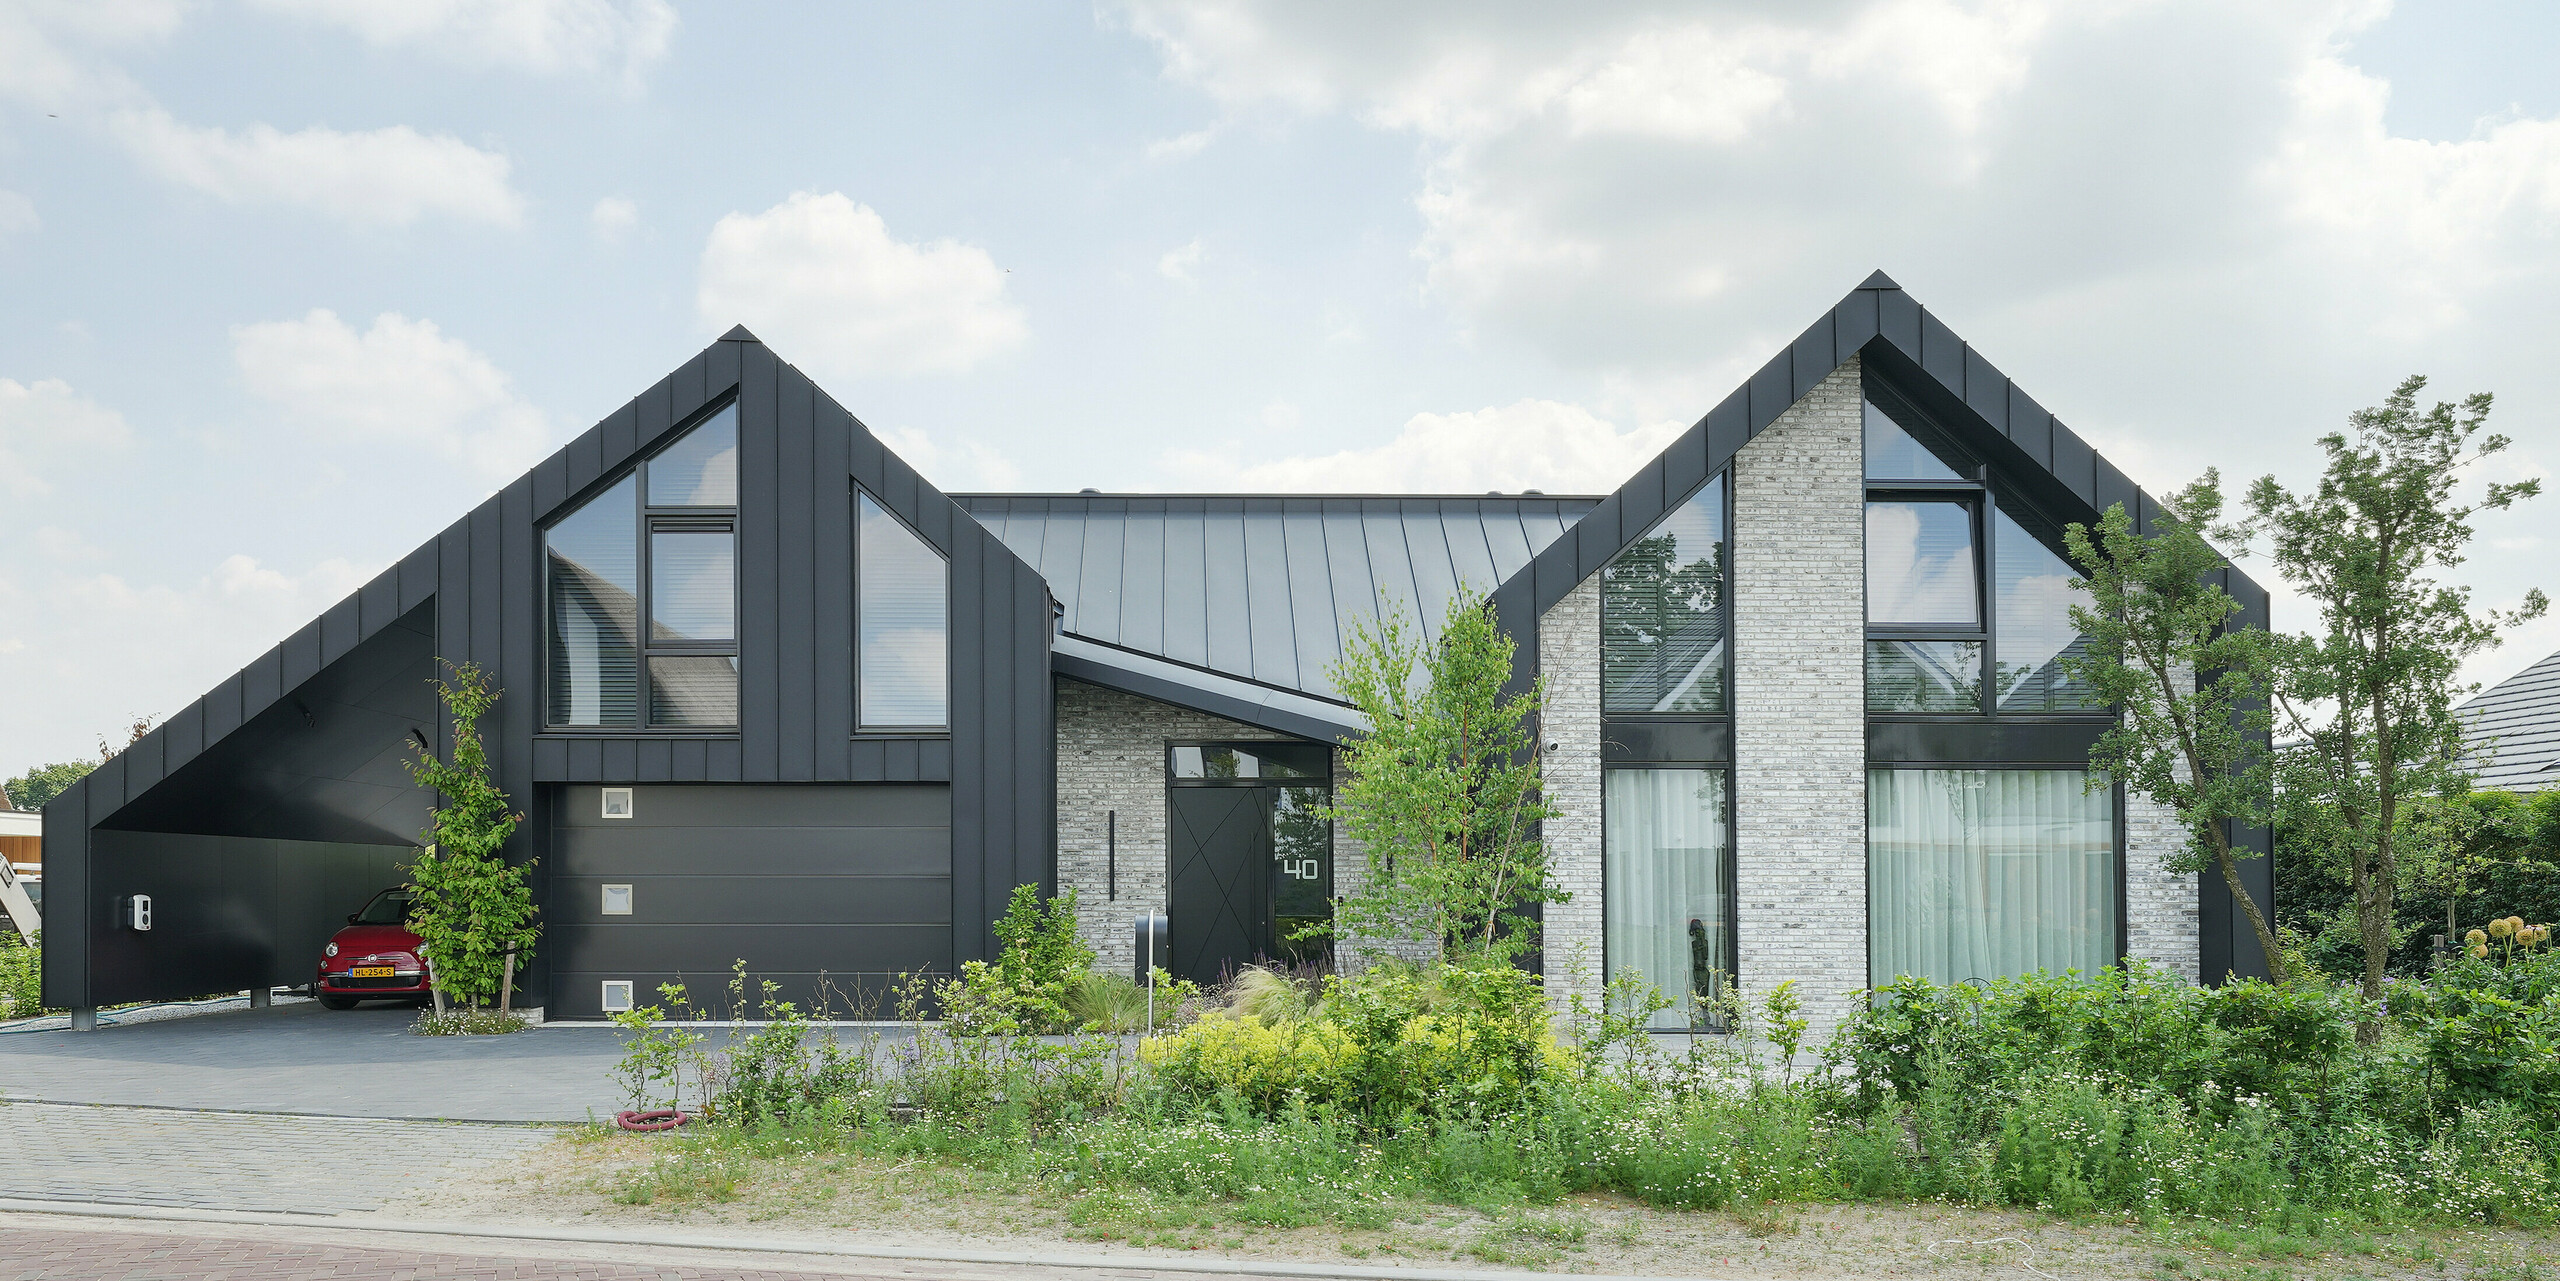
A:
1601 474 1728 714
546 402 740 728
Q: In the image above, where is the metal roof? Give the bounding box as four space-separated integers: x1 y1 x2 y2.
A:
958 494 1598 704
2459 648 2560 794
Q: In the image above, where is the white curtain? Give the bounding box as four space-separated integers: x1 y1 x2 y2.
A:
1869 768 2116 987
1604 769 1730 1029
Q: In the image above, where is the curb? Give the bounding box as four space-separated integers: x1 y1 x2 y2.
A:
0 1095 569 1127
0 1197 1713 1281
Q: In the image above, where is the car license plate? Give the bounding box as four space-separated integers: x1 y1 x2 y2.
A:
351 965 395 979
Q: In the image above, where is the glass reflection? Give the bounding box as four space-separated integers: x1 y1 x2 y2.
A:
1864 400 1965 480
1866 500 1979 626
1994 506 2100 711
1867 640 1984 712
858 493 949 729
648 403 738 507
546 476 639 726
650 530 734 643
1602 477 1727 713
1271 786 1332 966
649 655 738 727
1604 768 1731 1030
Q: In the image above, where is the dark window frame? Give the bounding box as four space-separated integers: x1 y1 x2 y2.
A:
543 397 741 734
1863 382 2108 726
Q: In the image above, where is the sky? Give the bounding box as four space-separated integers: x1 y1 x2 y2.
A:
3 0 2558 774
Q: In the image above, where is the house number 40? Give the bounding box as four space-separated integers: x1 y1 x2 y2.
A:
1279 858 1321 880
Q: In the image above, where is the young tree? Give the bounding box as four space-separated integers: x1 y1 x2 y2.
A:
2247 376 2544 1033
2061 473 2287 982
406 661 540 1011
1325 587 1563 967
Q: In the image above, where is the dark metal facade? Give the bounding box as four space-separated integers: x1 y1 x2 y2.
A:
44 330 1055 1010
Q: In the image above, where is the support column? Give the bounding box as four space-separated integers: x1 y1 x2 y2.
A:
71 1007 96 1031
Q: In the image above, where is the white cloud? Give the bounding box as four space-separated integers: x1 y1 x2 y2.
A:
1158 237 1204 284
1145 125 1219 162
250 0 677 81
696 192 1027 378
231 309 550 477
0 191 37 235
0 378 132 498
112 109 523 228
590 194 638 241
1166 398 1682 494
879 426 1024 492
0 551 378 769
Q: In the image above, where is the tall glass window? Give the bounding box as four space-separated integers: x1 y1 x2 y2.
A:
544 402 739 729
1993 505 2100 711
546 476 640 727
1602 476 1727 713
858 492 949 730
1869 768 2116 986
1604 767 1731 1029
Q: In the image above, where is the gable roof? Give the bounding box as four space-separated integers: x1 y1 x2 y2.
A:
2460 648 2560 793
961 493 1595 707
1489 270 2274 664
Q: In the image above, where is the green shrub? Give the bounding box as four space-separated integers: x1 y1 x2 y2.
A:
1141 960 1572 1124
0 934 40 1020
939 884 1095 1035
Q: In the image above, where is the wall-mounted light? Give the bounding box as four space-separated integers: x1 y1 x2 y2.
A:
408 729 432 756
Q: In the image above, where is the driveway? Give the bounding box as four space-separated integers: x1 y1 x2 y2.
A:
0 1000 631 1122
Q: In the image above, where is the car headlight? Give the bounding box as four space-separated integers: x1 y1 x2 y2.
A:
324 942 338 958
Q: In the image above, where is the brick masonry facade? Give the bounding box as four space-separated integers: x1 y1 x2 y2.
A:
1729 357 1873 1042
1539 575 1605 1013
1053 678 1293 975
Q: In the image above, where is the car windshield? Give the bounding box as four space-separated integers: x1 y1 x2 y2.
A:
354 891 411 926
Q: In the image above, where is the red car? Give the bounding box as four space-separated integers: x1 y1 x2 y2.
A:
315 888 431 1009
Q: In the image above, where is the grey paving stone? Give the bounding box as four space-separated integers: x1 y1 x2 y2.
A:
0 1001 630 1123
0 1101 556 1215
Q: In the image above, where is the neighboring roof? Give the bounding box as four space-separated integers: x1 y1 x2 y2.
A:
959 494 1597 706
2459 648 2560 793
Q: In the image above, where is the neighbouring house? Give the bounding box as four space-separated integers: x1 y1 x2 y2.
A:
2459 648 2560 795
0 785 37 872
40 272 2272 1035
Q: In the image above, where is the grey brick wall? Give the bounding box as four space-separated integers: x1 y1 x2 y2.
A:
1053 679 1291 973
1731 355 1871 1043
1539 575 1604 1011
2122 678 2200 981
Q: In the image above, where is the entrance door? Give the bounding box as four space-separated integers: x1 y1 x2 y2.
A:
1167 787 1266 985
1164 741 1332 985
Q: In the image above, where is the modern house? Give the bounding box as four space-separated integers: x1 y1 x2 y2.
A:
41 273 2272 1034
2459 648 2560 795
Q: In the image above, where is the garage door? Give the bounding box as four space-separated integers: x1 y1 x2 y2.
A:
549 783 950 1020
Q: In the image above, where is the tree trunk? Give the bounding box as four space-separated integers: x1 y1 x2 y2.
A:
500 948 517 1015
2214 838 2288 985
2356 856 2391 1043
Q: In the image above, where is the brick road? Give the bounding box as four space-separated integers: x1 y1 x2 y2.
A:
0 1101 555 1214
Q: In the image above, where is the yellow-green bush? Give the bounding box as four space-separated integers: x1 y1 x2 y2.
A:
1140 962 1574 1122
1141 1011 1356 1111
